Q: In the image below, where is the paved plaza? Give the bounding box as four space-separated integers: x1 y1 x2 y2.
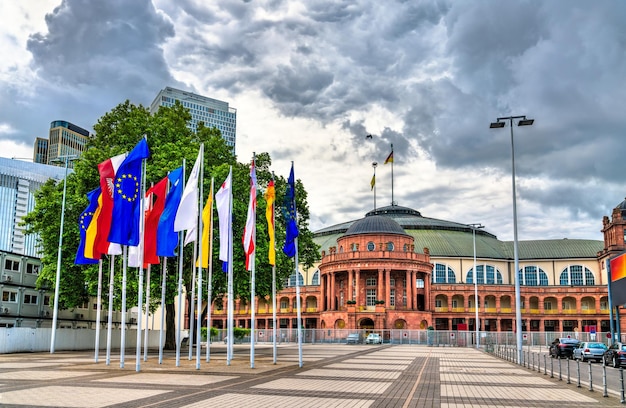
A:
0 344 622 407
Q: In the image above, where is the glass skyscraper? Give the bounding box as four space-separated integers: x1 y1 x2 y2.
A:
150 87 237 151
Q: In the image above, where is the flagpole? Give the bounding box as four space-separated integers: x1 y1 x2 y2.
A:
249 154 257 369
175 159 186 367
269 173 277 364
227 166 234 366
372 162 377 211
158 257 167 364
135 158 147 372
120 245 128 368
188 242 197 361
106 255 115 366
143 264 151 361
195 144 205 370
94 259 103 362
390 143 394 205
206 177 215 363
295 236 302 368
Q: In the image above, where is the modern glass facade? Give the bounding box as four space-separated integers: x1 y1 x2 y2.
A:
0 158 66 257
150 87 237 151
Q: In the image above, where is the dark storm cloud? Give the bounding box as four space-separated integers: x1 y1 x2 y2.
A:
2 0 181 146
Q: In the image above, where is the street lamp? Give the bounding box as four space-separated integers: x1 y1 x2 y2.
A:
50 154 78 353
490 115 534 364
469 223 484 349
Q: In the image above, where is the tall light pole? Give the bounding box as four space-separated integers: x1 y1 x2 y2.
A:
469 223 484 348
50 154 78 353
490 115 533 363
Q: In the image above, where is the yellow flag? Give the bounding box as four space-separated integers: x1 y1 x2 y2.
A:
196 182 213 268
264 179 276 266
370 174 375 191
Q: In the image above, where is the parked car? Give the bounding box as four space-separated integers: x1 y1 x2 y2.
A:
603 342 626 368
549 337 580 358
572 342 607 362
346 333 361 344
365 333 382 344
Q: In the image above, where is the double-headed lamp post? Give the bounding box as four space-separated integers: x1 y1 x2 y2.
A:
469 223 484 348
50 154 78 353
490 115 534 363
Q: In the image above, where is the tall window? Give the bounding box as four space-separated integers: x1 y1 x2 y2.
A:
466 264 503 284
366 289 377 306
433 263 456 283
518 266 549 286
288 272 304 287
390 289 396 306
559 265 595 286
311 270 320 285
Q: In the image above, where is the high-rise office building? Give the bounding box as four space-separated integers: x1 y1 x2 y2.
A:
0 158 66 257
33 121 91 168
150 87 237 151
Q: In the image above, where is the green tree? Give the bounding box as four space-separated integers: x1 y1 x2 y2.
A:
23 100 319 349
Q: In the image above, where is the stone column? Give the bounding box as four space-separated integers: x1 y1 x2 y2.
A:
330 272 336 311
348 269 353 302
378 268 384 304
405 270 411 309
384 269 391 308
355 269 361 307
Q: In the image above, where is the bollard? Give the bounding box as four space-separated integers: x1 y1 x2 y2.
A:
566 357 571 384
558 357 562 381
603 361 608 398
589 360 593 391
544 354 547 375
619 367 626 404
550 355 554 378
576 359 581 388
536 352 540 373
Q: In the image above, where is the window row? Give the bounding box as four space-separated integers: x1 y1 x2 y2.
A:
432 263 596 286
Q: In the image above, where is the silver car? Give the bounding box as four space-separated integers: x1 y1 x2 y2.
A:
572 341 607 362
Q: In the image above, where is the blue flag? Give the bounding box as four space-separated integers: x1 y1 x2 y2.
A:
75 188 100 265
156 166 184 257
108 138 150 246
282 163 299 258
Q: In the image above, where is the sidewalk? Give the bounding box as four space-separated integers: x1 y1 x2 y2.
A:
0 344 622 407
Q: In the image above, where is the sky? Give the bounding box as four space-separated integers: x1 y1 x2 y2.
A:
1 0 625 242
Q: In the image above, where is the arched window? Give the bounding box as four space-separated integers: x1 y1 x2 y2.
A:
560 265 595 286
466 264 503 284
288 272 304 287
311 270 320 285
433 263 456 283
517 266 549 286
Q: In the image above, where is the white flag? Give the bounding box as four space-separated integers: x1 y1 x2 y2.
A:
216 168 232 264
174 148 202 245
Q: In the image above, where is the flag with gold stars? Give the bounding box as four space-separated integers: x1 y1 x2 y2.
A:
75 188 100 264
108 138 150 246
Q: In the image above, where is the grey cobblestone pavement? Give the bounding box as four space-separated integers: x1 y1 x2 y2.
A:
0 344 623 407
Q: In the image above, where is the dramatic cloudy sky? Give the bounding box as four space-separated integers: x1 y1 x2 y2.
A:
1 0 625 242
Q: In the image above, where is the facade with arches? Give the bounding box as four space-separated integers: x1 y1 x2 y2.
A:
209 201 626 336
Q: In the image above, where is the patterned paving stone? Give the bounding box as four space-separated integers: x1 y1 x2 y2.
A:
0 386 169 407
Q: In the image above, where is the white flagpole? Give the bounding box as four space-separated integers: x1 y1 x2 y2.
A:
188 242 197 360
120 245 128 368
272 262 277 364
195 144 204 370
249 155 257 368
295 236 302 368
94 259 103 362
227 166 234 366
106 255 115 366
175 159 186 367
158 257 167 364
143 264 151 361
135 159 147 372
206 177 215 363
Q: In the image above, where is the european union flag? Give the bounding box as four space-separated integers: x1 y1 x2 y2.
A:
75 188 100 265
108 138 150 246
282 163 299 258
156 166 184 257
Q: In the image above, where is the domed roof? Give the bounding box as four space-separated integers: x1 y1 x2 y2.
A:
343 214 408 237
616 198 626 218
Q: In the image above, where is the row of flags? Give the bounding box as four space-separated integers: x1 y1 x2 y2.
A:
75 138 299 269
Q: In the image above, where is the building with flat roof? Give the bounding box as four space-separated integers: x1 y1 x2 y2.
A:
33 120 91 168
150 87 237 151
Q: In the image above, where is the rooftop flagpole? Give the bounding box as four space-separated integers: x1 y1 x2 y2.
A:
384 144 394 205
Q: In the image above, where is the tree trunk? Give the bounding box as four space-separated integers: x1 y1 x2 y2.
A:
165 303 176 349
